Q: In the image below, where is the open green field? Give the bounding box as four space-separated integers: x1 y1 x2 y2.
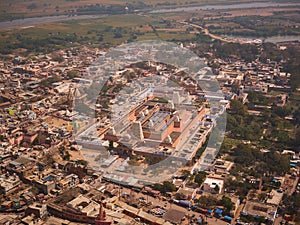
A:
0 14 199 55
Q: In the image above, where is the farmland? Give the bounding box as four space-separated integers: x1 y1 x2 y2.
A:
0 0 287 22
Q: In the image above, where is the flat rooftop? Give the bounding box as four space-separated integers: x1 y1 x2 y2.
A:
243 201 277 220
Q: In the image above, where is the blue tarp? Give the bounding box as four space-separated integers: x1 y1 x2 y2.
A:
224 215 233 221
207 209 213 214
197 218 202 224
215 208 223 214
179 200 192 208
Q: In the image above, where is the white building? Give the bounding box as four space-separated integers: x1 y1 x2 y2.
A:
202 177 224 194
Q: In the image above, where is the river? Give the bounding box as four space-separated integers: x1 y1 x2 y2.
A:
1 2 300 30
225 35 300 43
265 35 300 43
150 2 300 13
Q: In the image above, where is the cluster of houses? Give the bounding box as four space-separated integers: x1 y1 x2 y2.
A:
0 41 298 225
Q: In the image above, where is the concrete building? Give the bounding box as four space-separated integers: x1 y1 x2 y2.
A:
25 203 47 219
0 173 21 195
242 201 277 221
202 177 224 194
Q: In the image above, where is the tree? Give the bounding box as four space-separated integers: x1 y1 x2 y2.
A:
230 99 247 116
263 152 290 174
162 181 177 193
181 170 191 180
282 192 300 221
219 196 234 214
225 178 251 201
197 195 218 209
247 121 262 141
232 144 255 166
247 91 258 102
66 70 79 79
293 109 300 125
273 106 290 118
294 127 300 146
153 181 176 193
175 192 187 200
226 114 239 131
144 156 163 165
194 171 207 186
231 83 240 94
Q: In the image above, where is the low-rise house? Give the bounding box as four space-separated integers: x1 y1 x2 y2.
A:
25 174 56 195
25 203 47 219
0 173 21 195
245 176 261 189
176 187 197 200
213 159 234 174
242 200 277 221
23 131 38 144
266 189 284 206
58 174 79 190
202 177 224 194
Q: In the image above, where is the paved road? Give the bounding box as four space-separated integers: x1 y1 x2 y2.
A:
179 21 239 44
231 203 245 224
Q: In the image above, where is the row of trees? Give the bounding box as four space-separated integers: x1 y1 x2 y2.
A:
196 195 234 214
